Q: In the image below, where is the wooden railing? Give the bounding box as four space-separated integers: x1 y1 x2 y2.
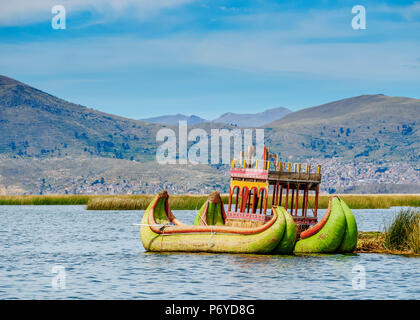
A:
232 159 321 174
226 211 272 222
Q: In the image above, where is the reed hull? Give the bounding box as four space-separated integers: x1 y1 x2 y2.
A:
140 192 358 254
338 198 358 252
271 207 297 254
140 193 286 254
293 197 357 253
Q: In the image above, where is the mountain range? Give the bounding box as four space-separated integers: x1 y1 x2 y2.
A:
265 94 419 162
141 106 291 127
140 114 207 125
213 107 291 127
1 74 418 163
0 75 163 162
0 74 419 194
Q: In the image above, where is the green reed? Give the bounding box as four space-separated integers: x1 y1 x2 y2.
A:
86 195 213 211
384 208 420 253
0 193 418 210
0 195 90 205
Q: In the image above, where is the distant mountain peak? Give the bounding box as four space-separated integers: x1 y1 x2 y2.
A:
141 114 208 125
265 94 419 127
212 107 291 127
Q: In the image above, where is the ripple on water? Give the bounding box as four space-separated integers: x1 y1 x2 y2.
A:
0 206 419 299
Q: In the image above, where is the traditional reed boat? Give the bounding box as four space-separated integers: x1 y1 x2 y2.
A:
140 147 358 254
140 191 296 254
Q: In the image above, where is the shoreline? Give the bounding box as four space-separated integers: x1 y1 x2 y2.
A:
0 194 418 209
356 231 419 256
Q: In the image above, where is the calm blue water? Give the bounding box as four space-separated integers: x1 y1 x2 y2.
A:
0 205 419 299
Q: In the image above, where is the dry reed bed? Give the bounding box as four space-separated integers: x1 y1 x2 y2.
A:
0 195 90 205
86 195 219 211
357 208 419 255
86 194 419 210
0 194 418 210
357 232 419 255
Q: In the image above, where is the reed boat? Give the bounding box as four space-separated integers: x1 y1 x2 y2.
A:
224 146 357 253
140 146 358 254
139 191 357 254
140 191 296 254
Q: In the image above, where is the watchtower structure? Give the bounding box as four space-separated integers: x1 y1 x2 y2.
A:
227 147 322 228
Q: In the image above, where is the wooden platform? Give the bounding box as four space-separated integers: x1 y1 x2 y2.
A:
228 147 323 228
268 170 321 186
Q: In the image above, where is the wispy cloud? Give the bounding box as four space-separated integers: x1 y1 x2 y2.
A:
375 1 420 21
0 0 194 26
1 0 418 116
1 1 418 80
0 31 418 81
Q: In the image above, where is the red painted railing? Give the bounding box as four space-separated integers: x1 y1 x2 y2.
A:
226 211 271 222
230 168 268 180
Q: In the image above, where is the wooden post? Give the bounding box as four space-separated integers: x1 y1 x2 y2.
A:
301 186 306 217
260 190 265 214
290 188 295 216
304 185 310 217
275 181 280 205
279 185 283 207
272 183 277 207
314 185 319 218
235 187 240 212
228 188 232 212
252 192 257 213
285 183 289 210
240 188 245 213
295 184 299 216
263 192 268 215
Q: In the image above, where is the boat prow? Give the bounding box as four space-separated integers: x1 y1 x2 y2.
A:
294 197 358 254
140 191 286 254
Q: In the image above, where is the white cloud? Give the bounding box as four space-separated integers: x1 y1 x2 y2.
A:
0 0 194 26
0 32 418 82
0 2 418 82
187 32 420 80
375 1 420 21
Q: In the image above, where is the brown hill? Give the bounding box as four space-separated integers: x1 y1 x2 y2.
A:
265 94 420 162
0 75 163 161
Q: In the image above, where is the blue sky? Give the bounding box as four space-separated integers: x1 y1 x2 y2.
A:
0 0 419 119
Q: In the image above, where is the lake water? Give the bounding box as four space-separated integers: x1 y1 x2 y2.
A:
0 205 419 299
